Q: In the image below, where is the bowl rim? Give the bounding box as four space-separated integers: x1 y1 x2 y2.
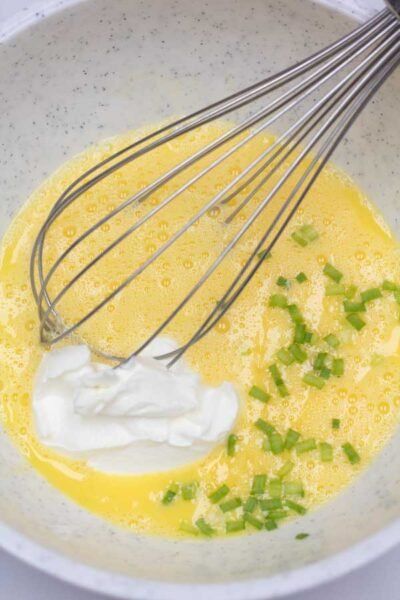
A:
1 0 398 598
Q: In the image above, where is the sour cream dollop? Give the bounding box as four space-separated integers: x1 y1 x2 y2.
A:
33 338 239 474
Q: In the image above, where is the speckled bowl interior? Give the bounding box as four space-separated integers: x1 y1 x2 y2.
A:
0 1 399 599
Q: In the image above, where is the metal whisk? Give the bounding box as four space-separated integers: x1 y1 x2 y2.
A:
31 1 400 367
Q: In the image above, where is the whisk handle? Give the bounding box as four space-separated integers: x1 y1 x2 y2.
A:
386 0 400 19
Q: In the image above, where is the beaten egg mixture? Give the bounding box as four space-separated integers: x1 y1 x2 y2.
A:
1 121 400 537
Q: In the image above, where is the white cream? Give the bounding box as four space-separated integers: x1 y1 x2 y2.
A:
33 338 239 474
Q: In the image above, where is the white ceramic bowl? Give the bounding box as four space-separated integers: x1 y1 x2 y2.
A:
0 0 399 598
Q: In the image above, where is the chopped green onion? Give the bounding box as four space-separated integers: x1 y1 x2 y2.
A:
162 483 179 505
284 481 304 497
382 280 398 291
325 283 346 296
226 519 245 533
179 521 198 535
323 262 343 283
332 358 344 377
182 482 198 501
289 343 307 364
296 532 309 540
255 418 275 436
269 431 285 455
260 498 283 511
291 231 308 247
251 474 267 495
296 272 308 283
269 364 289 397
285 428 301 450
220 497 242 513
285 499 307 515
287 304 304 324
277 276 290 288
294 323 307 344
345 284 358 299
249 385 270 403
346 313 366 331
361 287 382 303
342 442 360 465
324 334 340 348
320 367 331 380
269 478 282 498
277 348 295 366
314 352 328 371
243 496 258 513
277 383 290 398
269 293 288 308
265 518 278 531
277 460 294 479
343 300 366 313
296 438 317 454
208 484 230 504
301 224 319 242
319 442 333 462
332 418 341 430
195 518 215 536
304 331 313 343
303 372 325 389
267 509 289 520
244 513 263 530
262 437 271 452
227 433 238 457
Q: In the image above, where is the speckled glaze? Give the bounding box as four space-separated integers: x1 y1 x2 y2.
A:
0 1 400 599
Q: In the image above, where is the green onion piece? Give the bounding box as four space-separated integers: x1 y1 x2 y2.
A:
227 433 238 457
296 532 309 540
324 333 340 348
296 272 308 283
179 521 199 535
325 283 346 296
195 518 215 536
304 331 313 343
296 438 317 454
287 304 304 324
162 483 179 505
249 385 270 403
220 497 242 513
320 367 331 380
382 280 398 291
260 498 283 511
243 496 258 513
262 437 271 452
251 474 267 495
269 431 285 455
257 249 271 260
361 287 382 303
323 262 343 283
294 323 307 344
244 513 263 530
226 519 245 533
285 499 307 515
342 442 361 465
269 478 282 498
269 293 288 308
277 383 290 398
303 372 325 389
332 418 341 430
284 481 304 496
255 418 275 436
346 313 366 331
267 509 288 520
284 428 301 450
319 442 333 462
277 276 290 288
344 285 357 299
289 343 307 364
265 518 278 531
343 300 366 313
291 231 308 247
277 348 295 366
269 364 290 397
314 352 327 370
277 460 294 479
332 358 344 377
301 224 319 242
208 484 230 504
182 482 198 501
